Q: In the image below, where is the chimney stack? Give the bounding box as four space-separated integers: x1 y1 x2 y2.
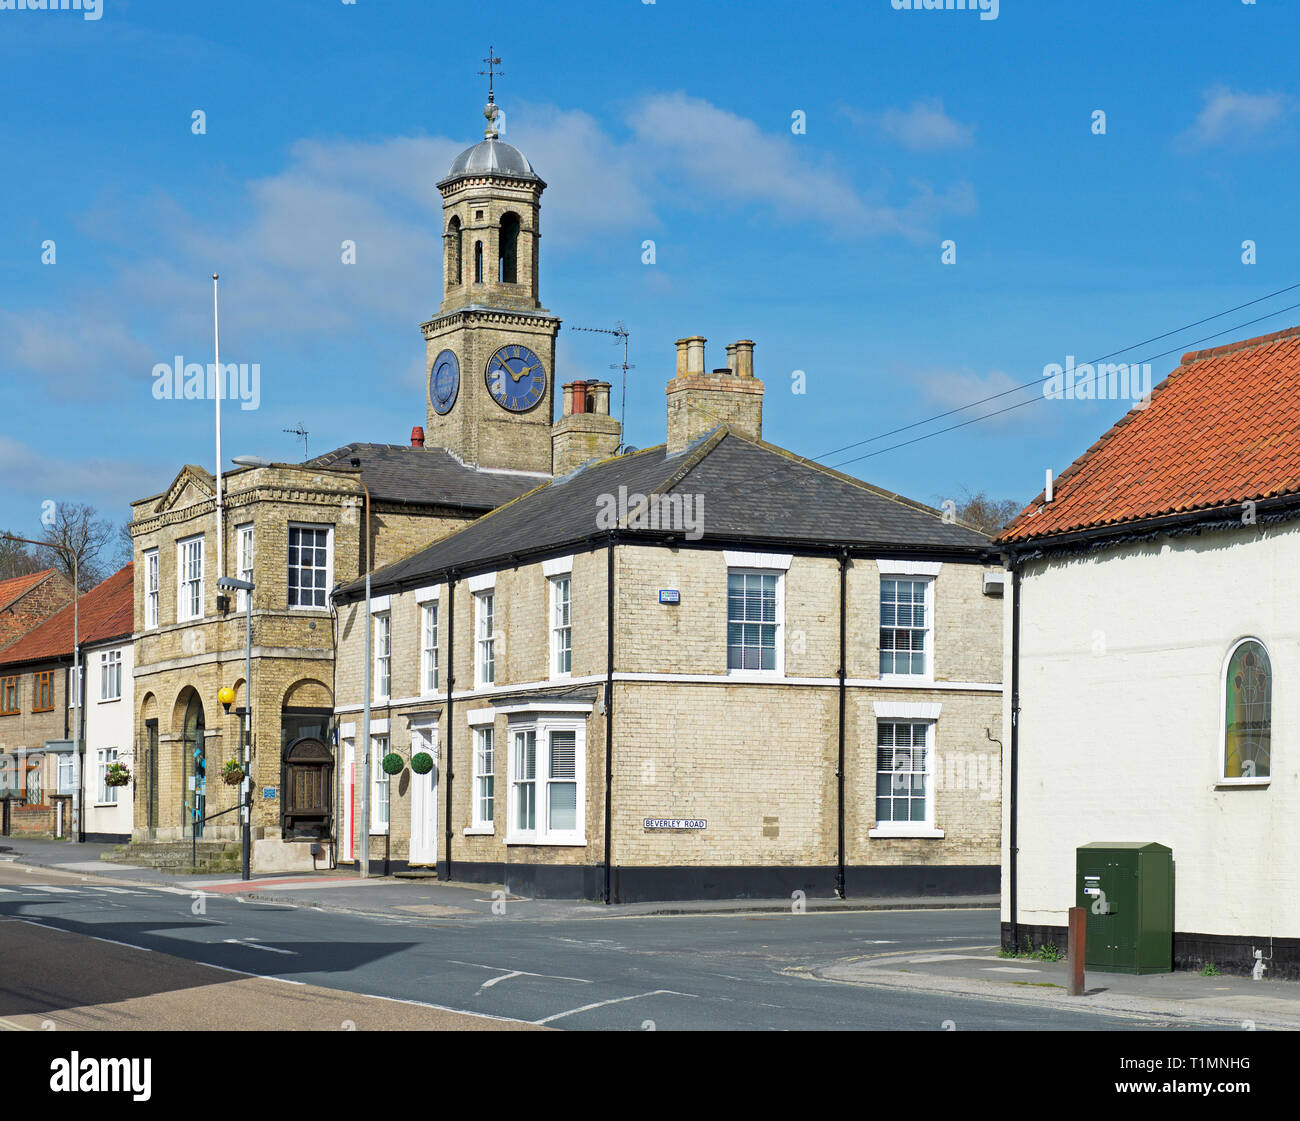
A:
411 425 425 448
552 378 621 475
665 335 764 454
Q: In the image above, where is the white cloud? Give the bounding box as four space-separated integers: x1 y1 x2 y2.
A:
0 436 161 525
1177 86 1288 151
916 367 1036 428
874 99 975 151
627 92 973 240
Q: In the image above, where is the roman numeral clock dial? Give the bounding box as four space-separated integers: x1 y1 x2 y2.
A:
486 343 546 412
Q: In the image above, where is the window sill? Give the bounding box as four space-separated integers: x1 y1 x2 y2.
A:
505 836 587 847
93 802 120 809
463 825 495 836
869 826 945 839
98 698 122 705
1215 779 1270 789
725 670 784 682
878 674 935 686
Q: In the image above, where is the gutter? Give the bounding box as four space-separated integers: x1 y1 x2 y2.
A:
603 536 615 904
835 549 848 899
1007 555 1022 951
443 575 456 883
334 533 990 607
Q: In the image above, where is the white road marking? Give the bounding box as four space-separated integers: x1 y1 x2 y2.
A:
533 989 696 1025
449 960 590 988
28 885 76 894
99 887 143 895
90 935 152 952
222 938 296 955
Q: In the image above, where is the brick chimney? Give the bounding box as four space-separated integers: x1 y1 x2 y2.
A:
665 336 763 454
552 379 621 475
411 425 425 448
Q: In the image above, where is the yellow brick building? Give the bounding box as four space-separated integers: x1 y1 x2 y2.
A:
332 333 1005 901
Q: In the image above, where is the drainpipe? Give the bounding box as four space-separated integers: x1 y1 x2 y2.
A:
443 575 455 882
603 536 615 904
835 549 848 899
1008 557 1022 951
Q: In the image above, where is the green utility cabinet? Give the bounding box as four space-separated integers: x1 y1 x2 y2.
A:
1075 842 1173 974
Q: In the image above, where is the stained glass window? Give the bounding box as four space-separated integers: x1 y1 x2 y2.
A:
1225 640 1271 779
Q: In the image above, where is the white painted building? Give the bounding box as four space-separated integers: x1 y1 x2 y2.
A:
998 325 1300 978
83 632 134 842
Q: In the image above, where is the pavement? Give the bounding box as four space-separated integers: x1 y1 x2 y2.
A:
4 836 1298 1029
810 944 1300 1030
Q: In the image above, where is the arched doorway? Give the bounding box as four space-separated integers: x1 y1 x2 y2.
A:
181 692 206 838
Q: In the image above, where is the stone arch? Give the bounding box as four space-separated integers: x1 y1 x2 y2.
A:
498 211 520 284
445 215 462 286
282 678 332 710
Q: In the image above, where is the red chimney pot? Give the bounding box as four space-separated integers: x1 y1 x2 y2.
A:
410 425 425 448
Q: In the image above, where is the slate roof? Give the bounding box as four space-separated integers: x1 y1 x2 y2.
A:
307 443 543 511
338 428 989 600
999 325 1300 545
0 565 134 668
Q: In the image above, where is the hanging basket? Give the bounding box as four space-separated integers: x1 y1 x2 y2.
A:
104 764 131 788
223 769 244 786
381 752 405 776
410 752 434 776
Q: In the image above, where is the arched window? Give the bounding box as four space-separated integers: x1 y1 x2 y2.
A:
446 216 462 286
1223 638 1271 780
474 240 483 284
499 212 520 284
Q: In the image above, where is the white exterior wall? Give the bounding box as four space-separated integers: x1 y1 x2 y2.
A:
84 639 134 838
1004 521 1300 939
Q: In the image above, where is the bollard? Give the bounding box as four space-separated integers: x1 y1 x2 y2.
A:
1068 905 1087 996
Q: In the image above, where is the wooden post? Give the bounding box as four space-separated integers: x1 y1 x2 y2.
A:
1068 905 1087 996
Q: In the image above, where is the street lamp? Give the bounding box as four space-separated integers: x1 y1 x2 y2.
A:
232 454 371 877
2 534 80 841
216 574 254 881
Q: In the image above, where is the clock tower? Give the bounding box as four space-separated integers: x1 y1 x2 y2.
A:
422 67 560 475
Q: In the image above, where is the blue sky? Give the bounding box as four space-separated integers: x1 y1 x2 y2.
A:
2 0 1298 537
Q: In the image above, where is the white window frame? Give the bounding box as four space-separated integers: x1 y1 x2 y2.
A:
176 534 205 622
726 566 785 679
96 747 119 806
98 648 122 702
879 575 935 682
373 612 391 703
506 716 585 846
471 725 495 832
869 719 943 838
57 752 76 796
1219 635 1272 787
371 733 390 833
550 575 572 679
236 522 254 611
287 522 333 611
144 549 159 629
475 591 496 688
421 601 439 696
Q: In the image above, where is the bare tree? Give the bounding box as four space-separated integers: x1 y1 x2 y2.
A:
0 531 44 581
954 489 1024 536
34 503 115 591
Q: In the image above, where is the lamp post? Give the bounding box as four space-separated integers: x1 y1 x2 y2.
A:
232 454 370 876
2 534 79 841
217 574 254 880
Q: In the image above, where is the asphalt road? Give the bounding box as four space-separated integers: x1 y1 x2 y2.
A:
0 861 1188 1031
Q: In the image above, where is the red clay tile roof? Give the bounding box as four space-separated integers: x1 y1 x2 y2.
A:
0 569 56 612
0 565 134 667
998 325 1300 544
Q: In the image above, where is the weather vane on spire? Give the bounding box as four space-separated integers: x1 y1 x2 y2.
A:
479 46 504 138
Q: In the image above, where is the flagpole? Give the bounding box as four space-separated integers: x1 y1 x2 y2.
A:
213 273 224 583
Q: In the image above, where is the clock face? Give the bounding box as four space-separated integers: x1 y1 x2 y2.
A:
486 344 546 413
429 349 460 415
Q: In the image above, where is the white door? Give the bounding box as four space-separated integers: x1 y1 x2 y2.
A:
408 724 438 865
341 740 355 863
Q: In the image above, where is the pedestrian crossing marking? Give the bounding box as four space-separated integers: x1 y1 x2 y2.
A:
29 886 76 894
